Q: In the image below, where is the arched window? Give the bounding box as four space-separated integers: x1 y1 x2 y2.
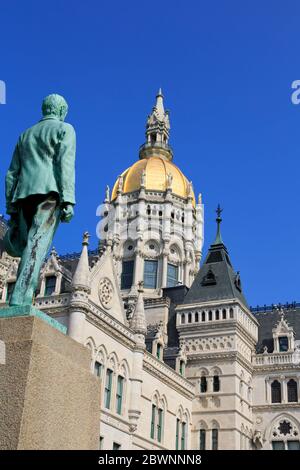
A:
222 309 227 320
144 260 158 288
150 398 164 443
195 312 199 322
94 361 103 379
215 309 220 320
179 360 185 377
229 308 234 318
201 311 205 322
104 368 113 409
200 376 207 393
181 313 185 324
188 313 192 323
208 311 212 321
212 428 218 450
213 375 220 392
167 263 178 287
121 260 134 290
156 343 162 360
199 429 206 450
271 380 282 403
287 379 298 403
116 375 124 415
175 411 188 450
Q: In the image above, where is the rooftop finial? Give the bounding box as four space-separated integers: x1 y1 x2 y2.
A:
213 204 223 245
140 90 172 161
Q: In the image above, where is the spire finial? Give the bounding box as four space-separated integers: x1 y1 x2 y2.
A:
82 231 90 246
213 204 223 245
157 87 163 97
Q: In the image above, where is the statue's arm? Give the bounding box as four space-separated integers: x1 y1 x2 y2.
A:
57 124 76 207
5 143 21 214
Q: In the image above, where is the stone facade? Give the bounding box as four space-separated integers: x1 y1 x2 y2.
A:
0 92 299 450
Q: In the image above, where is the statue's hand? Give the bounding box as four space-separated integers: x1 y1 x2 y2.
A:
61 204 74 223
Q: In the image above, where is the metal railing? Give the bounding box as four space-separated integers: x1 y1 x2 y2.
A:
250 302 299 314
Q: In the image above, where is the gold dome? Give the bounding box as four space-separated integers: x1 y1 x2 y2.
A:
111 156 195 206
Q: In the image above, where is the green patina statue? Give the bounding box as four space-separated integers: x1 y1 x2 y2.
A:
4 94 76 307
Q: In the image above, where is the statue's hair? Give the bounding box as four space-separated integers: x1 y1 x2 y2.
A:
42 94 68 119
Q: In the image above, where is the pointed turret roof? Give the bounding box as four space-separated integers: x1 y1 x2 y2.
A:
183 207 248 307
130 282 147 335
71 232 91 292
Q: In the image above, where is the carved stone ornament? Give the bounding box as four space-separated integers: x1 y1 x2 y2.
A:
98 277 114 309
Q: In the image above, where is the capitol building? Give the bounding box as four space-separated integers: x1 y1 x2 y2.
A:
0 91 299 450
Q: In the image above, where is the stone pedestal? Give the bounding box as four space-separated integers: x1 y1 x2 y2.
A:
0 315 101 450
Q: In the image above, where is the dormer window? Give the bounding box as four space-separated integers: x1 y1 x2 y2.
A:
201 268 216 286
156 343 163 360
6 281 15 303
279 336 289 352
45 276 56 296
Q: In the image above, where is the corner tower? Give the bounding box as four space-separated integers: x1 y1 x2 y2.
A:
101 90 204 314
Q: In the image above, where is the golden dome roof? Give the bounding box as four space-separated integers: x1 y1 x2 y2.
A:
111 156 195 206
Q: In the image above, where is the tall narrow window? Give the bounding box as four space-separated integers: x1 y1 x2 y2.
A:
200 376 207 393
208 311 212 321
45 276 56 296
287 379 298 403
279 336 289 352
215 310 220 320
179 360 185 376
181 422 186 450
212 429 218 450
167 264 178 287
99 436 104 450
201 311 205 322
175 418 180 450
229 308 234 318
144 260 158 289
6 281 15 302
151 404 156 439
156 343 162 360
116 375 124 414
104 369 113 409
94 361 103 378
200 429 206 450
213 375 220 392
222 309 226 319
271 380 282 403
121 260 134 290
157 409 163 443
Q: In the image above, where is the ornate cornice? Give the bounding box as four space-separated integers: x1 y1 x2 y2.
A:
143 352 195 400
86 300 136 350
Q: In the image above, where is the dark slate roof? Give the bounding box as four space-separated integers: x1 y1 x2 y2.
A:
182 239 248 308
163 285 189 347
254 307 300 353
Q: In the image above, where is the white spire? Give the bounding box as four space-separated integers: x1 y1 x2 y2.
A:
143 89 171 152
130 282 147 336
72 232 91 292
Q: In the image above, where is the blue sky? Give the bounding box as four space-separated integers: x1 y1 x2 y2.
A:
0 0 299 306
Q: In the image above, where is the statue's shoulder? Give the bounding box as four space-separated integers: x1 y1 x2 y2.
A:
57 121 76 137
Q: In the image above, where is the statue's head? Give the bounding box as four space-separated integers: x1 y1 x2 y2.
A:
42 94 69 121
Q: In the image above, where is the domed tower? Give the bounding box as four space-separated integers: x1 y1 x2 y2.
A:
101 90 204 305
